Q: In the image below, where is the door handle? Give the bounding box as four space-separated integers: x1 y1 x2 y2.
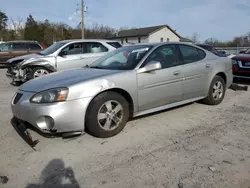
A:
206 64 211 68
173 70 180 76
79 56 85 60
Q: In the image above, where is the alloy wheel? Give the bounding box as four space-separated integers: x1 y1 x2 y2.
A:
212 81 224 100
97 100 124 131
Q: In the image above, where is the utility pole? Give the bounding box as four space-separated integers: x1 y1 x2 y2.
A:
81 0 85 39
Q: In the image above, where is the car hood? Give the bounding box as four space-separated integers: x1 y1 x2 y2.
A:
19 68 122 92
232 54 250 61
7 53 42 64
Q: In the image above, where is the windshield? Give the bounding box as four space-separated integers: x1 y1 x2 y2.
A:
40 42 67 56
89 45 153 70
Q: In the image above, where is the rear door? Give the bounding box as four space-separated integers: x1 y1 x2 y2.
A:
78 42 110 66
27 42 42 54
177 44 210 100
12 42 29 57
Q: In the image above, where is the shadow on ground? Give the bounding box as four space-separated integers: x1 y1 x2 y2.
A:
26 159 81 188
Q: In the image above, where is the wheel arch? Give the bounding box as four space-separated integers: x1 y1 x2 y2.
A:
85 87 135 121
215 72 227 85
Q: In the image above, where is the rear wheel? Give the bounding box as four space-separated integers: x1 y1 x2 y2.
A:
85 91 129 138
203 75 226 105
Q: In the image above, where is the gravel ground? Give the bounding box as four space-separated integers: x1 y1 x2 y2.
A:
0 69 250 188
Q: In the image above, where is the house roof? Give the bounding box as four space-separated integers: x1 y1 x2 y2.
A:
179 37 193 42
107 25 181 39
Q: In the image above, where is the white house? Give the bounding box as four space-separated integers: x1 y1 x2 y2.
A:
107 25 192 44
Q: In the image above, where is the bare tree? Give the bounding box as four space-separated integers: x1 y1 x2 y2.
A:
9 17 25 39
191 32 199 43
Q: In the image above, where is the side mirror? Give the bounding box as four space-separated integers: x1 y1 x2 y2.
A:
137 61 162 73
58 51 67 57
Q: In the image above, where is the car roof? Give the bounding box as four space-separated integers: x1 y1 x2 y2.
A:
6 40 39 43
130 42 199 48
59 39 120 43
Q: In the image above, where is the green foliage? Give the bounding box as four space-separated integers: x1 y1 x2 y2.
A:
0 11 8 30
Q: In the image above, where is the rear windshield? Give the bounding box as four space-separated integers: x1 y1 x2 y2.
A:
107 42 122 48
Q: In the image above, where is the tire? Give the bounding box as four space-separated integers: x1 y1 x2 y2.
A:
203 75 226 105
29 67 50 80
85 91 129 138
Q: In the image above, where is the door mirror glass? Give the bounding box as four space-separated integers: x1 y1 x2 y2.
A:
137 61 162 73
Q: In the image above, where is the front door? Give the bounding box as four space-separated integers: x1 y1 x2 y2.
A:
137 44 183 112
56 42 109 71
177 44 211 100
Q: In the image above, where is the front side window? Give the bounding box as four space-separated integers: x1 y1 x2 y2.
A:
61 43 84 55
85 42 108 53
179 45 205 64
40 42 68 56
143 45 180 69
89 45 153 70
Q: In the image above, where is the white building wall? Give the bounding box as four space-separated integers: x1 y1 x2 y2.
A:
148 27 180 43
113 36 148 45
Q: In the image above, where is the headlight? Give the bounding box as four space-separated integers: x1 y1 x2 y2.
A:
30 88 69 103
232 59 237 65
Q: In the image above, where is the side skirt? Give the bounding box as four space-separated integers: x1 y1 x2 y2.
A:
134 97 205 117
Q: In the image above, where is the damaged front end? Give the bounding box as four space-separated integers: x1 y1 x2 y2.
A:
6 62 31 84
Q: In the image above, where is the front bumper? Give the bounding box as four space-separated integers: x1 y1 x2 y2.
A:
11 90 93 134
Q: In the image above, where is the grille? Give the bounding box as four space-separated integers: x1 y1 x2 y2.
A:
13 93 23 104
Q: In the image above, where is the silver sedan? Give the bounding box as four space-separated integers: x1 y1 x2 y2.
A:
11 42 233 138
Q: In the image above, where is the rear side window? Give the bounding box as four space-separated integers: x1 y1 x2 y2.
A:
12 43 27 51
27 43 42 50
198 49 206 59
179 45 205 64
84 42 108 53
107 42 122 48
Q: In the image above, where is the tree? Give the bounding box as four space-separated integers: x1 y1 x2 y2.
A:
0 11 8 30
190 32 199 43
24 14 41 41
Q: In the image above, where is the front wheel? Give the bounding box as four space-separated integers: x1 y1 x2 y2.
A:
30 67 50 79
203 75 226 105
85 91 129 138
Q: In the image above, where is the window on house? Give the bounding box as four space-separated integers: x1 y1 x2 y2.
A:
125 38 128 43
167 38 170 42
121 39 123 44
138 37 141 43
160 38 163 42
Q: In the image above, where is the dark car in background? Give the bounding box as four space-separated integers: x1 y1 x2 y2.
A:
232 49 250 79
0 41 46 67
196 44 226 57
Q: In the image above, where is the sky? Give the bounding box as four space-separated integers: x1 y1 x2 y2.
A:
1 0 250 41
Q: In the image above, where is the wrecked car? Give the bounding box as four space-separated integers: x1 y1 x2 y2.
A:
5 39 122 84
11 42 233 140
